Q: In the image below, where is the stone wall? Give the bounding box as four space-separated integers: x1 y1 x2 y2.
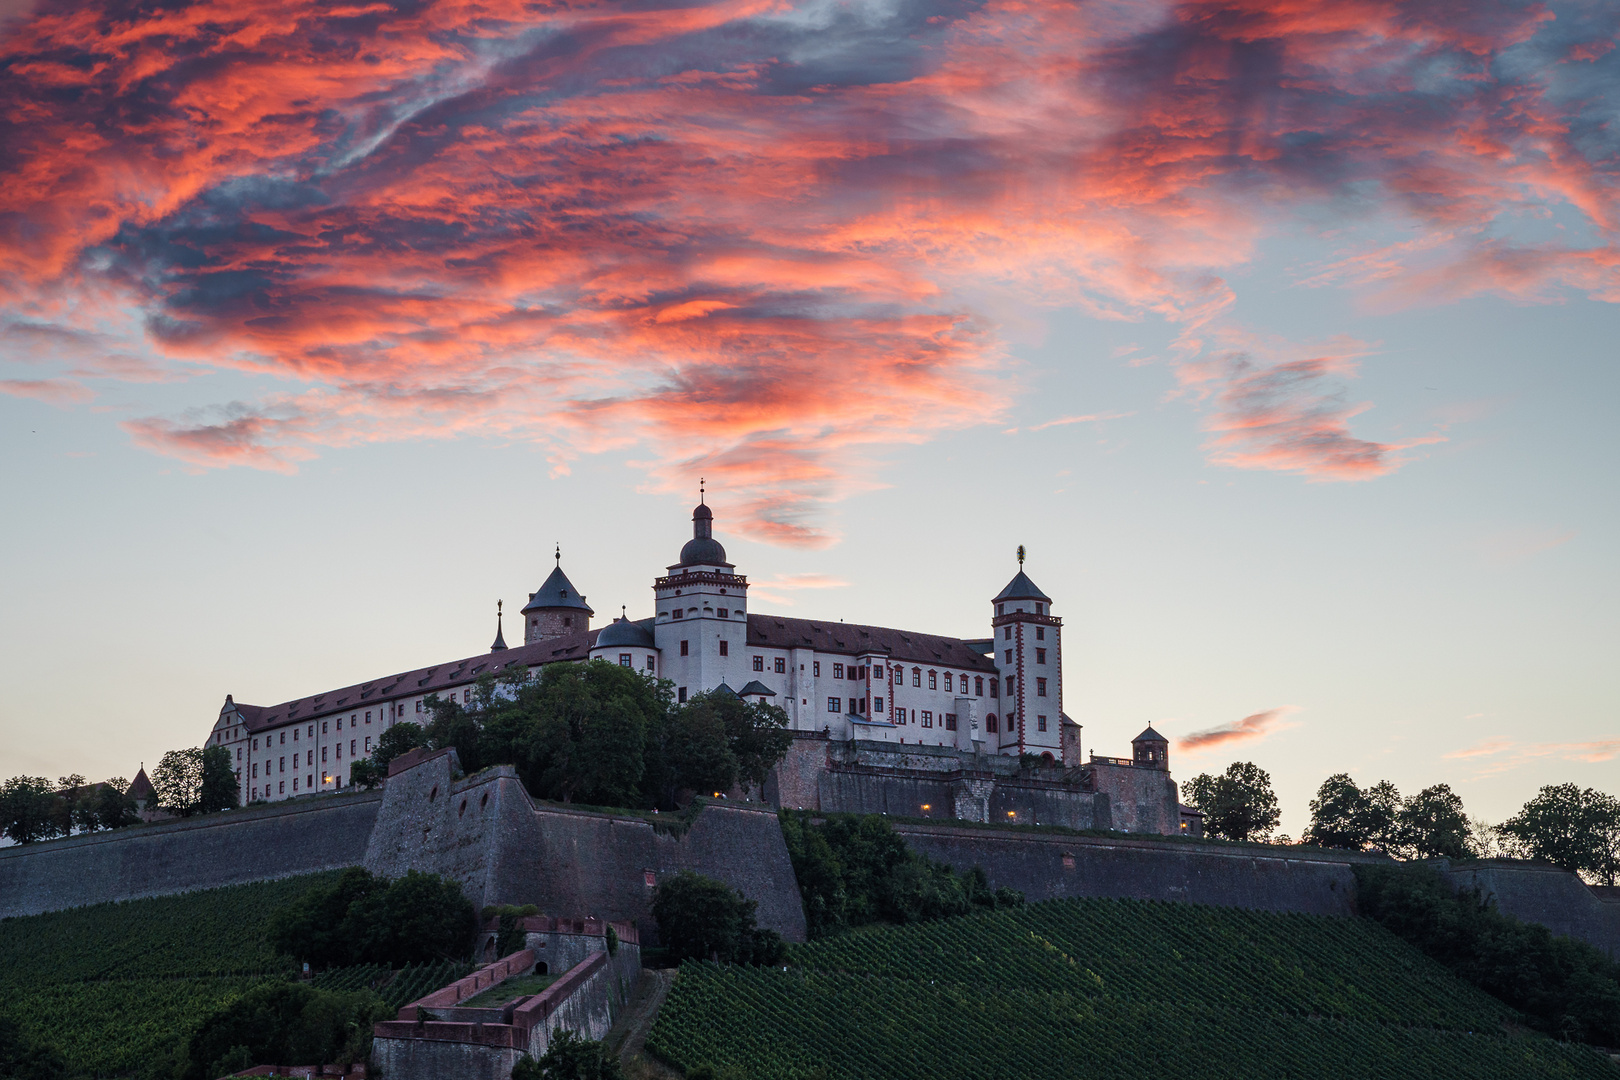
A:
1443 859 1620 960
0 789 382 920
1087 761 1180 835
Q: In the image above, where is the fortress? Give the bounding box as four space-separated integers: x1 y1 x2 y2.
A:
205 496 1197 836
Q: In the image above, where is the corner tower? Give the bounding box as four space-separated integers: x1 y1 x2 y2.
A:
522 547 593 642
652 488 749 705
990 546 1062 759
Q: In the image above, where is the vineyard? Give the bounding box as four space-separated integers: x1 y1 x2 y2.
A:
311 960 475 1009
647 898 1620 1080
0 872 354 1080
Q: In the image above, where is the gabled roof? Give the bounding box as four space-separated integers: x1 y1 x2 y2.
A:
225 630 599 733
745 614 998 672
1133 724 1167 743
737 680 776 697
993 570 1051 604
522 564 593 614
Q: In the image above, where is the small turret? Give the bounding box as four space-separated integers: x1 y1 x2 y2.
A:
491 600 508 652
1132 725 1169 771
522 546 594 642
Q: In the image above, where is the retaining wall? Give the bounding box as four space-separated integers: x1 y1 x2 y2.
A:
0 789 382 920
1443 859 1620 959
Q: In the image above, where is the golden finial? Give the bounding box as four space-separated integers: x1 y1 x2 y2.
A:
1017 544 1025 566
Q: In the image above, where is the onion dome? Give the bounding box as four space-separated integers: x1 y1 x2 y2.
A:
673 496 732 569
596 615 655 650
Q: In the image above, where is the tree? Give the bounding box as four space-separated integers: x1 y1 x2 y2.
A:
1499 784 1620 885
151 748 206 817
269 868 477 968
371 721 426 771
181 982 390 1080
511 1030 624 1080
70 778 139 833
0 776 66 844
518 661 666 806
1181 762 1280 842
0 1015 69 1080
201 745 240 812
347 758 384 789
1363 780 1404 852
663 690 792 800
652 870 783 964
1396 784 1473 860
1303 773 1370 849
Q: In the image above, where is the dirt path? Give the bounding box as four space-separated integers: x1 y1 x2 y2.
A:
608 968 681 1079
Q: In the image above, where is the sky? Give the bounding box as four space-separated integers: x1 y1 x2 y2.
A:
1 0 1616 836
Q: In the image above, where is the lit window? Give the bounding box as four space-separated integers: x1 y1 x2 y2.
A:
1037 715 1048 732
775 657 786 674
828 697 841 712
1036 678 1047 697
620 653 633 667
833 663 844 679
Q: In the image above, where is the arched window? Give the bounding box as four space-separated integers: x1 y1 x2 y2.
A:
986 714 998 733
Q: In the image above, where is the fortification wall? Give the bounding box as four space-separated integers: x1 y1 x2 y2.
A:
1087 762 1180 835
0 790 382 920
1444 860 1620 960
894 823 1388 916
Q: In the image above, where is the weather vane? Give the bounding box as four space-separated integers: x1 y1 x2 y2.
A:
1017 544 1026 566
554 542 560 565
700 476 705 504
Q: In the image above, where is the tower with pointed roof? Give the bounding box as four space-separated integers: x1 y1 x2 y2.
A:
988 545 1062 760
522 546 594 642
1132 724 1169 770
652 483 749 705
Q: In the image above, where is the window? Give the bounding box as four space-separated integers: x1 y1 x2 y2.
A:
1036 626 1045 640
1036 603 1044 615
1007 676 1015 695
975 676 984 695
463 689 471 703
280 732 287 744
236 747 241 760
672 609 683 619
279 781 285 794
987 715 998 733
1003 626 1012 640
620 653 633 667
944 673 953 692
293 728 299 742
323 721 329 734
1036 678 1048 697
874 697 883 712
1037 715 1048 732
828 697 841 712
833 663 844 679
365 737 371 752
365 711 371 722
945 713 958 731
681 640 690 656
928 671 937 690
997 603 1004 615
678 687 688 703
718 608 729 618
308 725 313 738
646 656 656 672
252 763 259 778
252 738 258 750
921 710 933 727
321 747 328 762
718 640 728 657
1004 649 1012 664
775 657 786 673
563 616 572 627
912 668 921 687
1036 648 1047 664
293 777 299 792
748 654 761 671
279 757 286 773
415 701 422 713
350 740 356 756
336 744 342 759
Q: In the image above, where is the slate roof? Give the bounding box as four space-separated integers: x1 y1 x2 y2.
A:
744 614 998 672
522 564 593 614
224 631 599 733
1133 724 1167 743
595 616 656 649
737 680 776 697
993 570 1051 603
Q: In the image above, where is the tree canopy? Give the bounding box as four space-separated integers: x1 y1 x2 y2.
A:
651 870 786 965
268 867 477 968
1499 784 1620 885
151 746 239 817
0 775 139 844
181 982 390 1080
1303 775 1473 858
1182 762 1281 842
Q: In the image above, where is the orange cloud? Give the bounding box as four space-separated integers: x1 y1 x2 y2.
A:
1 0 1617 537
1179 706 1300 751
1445 736 1620 777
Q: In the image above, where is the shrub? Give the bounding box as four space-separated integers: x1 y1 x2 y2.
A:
1354 863 1620 1045
181 982 390 1080
511 1029 624 1080
268 868 477 969
652 871 784 965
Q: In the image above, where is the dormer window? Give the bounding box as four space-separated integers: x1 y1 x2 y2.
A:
560 590 568 598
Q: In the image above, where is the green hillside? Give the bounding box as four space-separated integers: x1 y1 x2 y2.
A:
0 873 467 1080
648 897 1620 1080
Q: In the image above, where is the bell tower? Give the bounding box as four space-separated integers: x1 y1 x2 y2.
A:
989 545 1061 759
652 483 748 705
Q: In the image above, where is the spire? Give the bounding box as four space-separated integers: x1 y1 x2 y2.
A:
491 600 508 651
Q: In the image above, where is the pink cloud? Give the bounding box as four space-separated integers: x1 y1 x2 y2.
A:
1445 736 1620 777
1178 706 1300 751
0 379 93 406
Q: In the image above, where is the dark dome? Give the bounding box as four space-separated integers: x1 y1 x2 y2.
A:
596 617 655 649
678 535 728 566
693 502 713 521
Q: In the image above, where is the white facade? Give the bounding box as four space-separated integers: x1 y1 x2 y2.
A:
210 499 1064 804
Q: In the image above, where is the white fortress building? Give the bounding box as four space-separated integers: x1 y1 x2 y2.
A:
208 497 1072 805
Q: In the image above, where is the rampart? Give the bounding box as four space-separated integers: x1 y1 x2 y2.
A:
0 789 382 920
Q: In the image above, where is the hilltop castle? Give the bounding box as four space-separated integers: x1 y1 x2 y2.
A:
206 498 1194 834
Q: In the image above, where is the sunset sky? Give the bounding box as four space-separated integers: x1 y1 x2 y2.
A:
1 0 1616 835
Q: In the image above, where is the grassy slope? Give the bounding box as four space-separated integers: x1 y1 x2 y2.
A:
648 898 1620 1080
